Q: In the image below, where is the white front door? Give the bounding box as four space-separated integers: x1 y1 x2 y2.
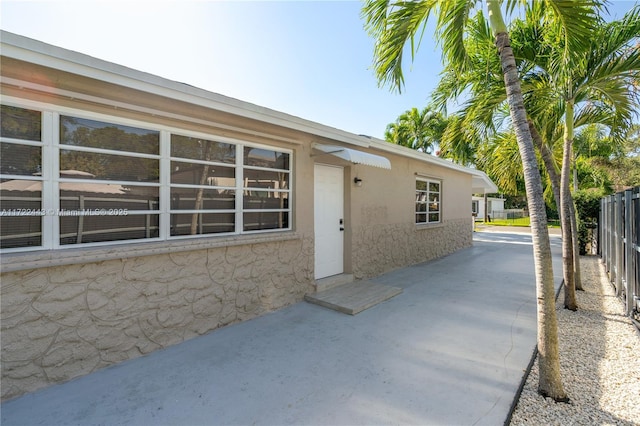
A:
314 164 344 279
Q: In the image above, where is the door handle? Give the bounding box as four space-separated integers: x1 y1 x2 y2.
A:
339 218 344 231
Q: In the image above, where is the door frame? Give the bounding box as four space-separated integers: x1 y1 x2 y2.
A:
314 163 345 279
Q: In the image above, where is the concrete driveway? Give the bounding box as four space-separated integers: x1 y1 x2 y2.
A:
1 231 563 426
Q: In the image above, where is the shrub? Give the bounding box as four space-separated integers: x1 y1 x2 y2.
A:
574 189 606 254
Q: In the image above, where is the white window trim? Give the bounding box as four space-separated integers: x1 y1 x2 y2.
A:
415 176 442 225
1 98 293 253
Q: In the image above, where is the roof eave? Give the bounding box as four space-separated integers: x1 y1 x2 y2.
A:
1 30 499 187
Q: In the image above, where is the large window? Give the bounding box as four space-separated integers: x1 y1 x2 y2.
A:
416 178 441 224
0 105 43 249
0 104 292 252
58 116 161 245
170 134 236 236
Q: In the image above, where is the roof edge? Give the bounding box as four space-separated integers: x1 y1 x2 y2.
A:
0 30 498 187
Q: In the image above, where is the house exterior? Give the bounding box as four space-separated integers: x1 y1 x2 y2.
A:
472 196 505 221
0 31 496 400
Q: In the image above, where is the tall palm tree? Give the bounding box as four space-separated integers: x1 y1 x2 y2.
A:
385 107 446 153
361 0 606 401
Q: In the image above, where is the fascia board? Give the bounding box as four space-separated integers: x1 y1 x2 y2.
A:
367 137 499 192
367 137 473 174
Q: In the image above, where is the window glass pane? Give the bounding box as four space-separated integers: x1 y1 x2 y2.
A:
243 212 289 231
0 181 42 248
1 216 42 248
171 135 235 164
244 169 289 190
60 214 159 245
0 143 41 176
416 179 441 224
60 116 159 155
60 185 159 211
170 161 235 186
244 191 288 210
244 147 289 169
60 150 159 182
1 105 41 141
170 213 235 236
429 193 439 212
171 188 235 210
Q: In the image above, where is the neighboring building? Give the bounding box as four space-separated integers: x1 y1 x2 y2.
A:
472 196 505 221
0 31 497 400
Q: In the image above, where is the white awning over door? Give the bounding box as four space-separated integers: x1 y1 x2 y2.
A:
312 144 391 169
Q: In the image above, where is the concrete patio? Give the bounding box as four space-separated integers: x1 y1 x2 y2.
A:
1 231 563 426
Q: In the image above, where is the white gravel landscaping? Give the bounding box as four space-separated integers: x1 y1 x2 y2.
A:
510 255 640 425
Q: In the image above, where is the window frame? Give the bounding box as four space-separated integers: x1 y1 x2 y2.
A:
415 176 442 225
0 98 293 253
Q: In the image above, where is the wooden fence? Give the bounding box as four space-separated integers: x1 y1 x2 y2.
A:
599 186 640 318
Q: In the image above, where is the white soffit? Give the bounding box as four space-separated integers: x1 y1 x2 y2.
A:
313 144 391 170
472 171 499 194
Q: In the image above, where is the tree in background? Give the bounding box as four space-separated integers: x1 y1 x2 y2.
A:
384 107 447 154
580 123 640 192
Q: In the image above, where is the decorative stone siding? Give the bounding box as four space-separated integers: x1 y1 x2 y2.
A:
1 237 314 401
352 218 472 279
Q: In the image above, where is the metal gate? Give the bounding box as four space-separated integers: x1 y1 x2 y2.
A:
599 186 640 317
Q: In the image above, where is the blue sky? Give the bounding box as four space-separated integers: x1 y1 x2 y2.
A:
0 1 636 139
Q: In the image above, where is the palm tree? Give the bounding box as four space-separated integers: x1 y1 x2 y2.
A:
511 3 640 309
361 0 606 401
432 4 639 306
438 114 480 166
385 107 446 153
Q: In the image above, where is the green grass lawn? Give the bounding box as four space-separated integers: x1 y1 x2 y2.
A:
480 217 561 228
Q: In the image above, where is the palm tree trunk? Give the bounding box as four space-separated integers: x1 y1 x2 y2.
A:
488 0 567 401
530 119 583 292
528 120 561 212
562 101 578 310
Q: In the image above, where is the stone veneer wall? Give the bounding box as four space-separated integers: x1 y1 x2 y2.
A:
352 218 473 279
1 237 314 401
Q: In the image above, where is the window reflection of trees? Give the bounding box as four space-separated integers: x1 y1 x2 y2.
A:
415 179 440 224
0 106 43 248
243 147 289 230
55 117 161 244
170 135 237 236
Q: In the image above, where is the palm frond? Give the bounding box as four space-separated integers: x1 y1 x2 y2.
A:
363 0 439 92
544 0 604 55
435 0 477 69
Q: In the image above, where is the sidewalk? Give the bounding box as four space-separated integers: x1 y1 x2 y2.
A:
475 223 562 235
1 232 563 426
